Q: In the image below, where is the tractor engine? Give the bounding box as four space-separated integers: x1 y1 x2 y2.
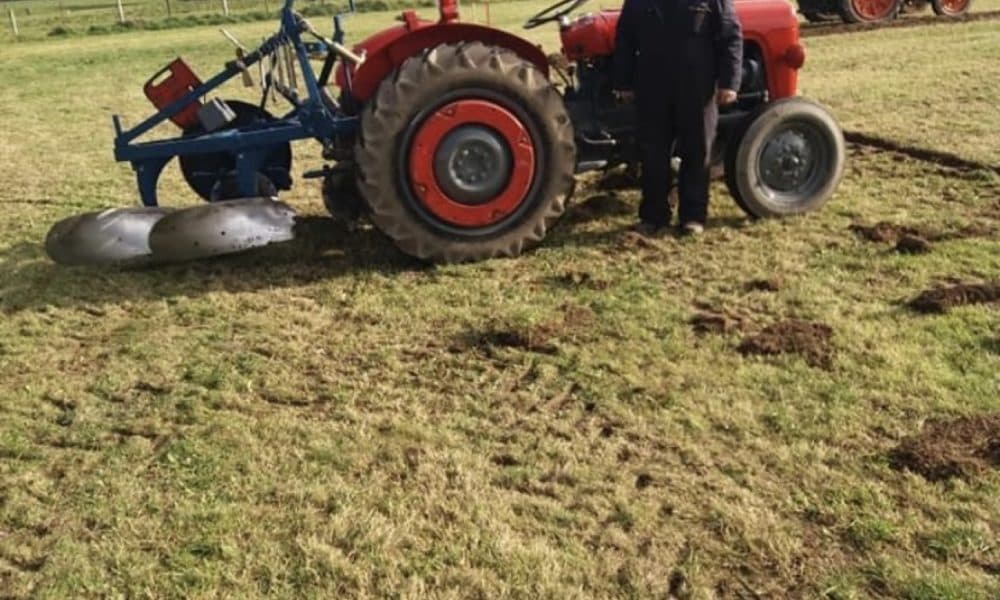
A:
556 9 777 173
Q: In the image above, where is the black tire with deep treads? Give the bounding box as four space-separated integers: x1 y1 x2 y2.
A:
355 42 576 263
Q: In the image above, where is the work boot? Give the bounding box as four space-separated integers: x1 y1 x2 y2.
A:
679 222 705 237
632 221 667 237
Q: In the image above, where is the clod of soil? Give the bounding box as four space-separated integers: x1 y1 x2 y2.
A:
889 414 1000 482
619 230 661 250
550 270 611 290
690 312 732 335
895 234 932 254
745 277 783 292
492 454 521 467
470 328 558 355
908 282 1000 314
456 304 596 355
737 320 834 369
850 221 919 243
851 221 994 248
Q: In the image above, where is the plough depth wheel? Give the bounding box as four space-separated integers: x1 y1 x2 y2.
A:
178 100 293 201
355 42 576 263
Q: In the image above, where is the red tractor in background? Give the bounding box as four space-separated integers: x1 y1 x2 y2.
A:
798 0 971 24
335 0 845 261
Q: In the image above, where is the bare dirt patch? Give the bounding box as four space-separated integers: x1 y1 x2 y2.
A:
843 130 1000 176
566 193 633 224
548 270 611 290
456 304 596 355
850 221 921 243
889 415 1000 481
895 235 932 254
850 221 995 254
908 282 1000 314
744 277 783 292
737 320 834 369
690 311 740 335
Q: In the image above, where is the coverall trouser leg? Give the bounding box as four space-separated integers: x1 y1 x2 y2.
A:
636 99 676 228
636 95 719 227
675 97 718 226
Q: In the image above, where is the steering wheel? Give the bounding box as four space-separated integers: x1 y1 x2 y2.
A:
523 0 590 29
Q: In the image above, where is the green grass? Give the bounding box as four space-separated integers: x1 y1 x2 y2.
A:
3 0 1000 41
1 1 999 597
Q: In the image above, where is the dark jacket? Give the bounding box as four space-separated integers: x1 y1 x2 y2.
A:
613 0 743 99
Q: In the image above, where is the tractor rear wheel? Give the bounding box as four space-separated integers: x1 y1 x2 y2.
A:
931 0 971 16
724 97 845 219
838 0 901 22
355 42 576 262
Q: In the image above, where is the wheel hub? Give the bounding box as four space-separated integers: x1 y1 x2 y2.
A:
433 125 513 205
760 129 815 193
407 99 536 229
853 0 897 20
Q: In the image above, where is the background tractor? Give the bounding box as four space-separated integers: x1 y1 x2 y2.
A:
798 0 972 24
49 0 846 265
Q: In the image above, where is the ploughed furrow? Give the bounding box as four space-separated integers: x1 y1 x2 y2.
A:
844 130 1000 176
800 9 1000 37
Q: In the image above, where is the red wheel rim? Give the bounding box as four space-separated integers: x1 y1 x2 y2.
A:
937 0 969 13
407 99 536 229
852 0 896 20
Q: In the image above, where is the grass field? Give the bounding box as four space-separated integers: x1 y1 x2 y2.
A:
2 0 999 41
1 1 999 598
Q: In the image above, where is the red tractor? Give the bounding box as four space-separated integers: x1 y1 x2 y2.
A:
798 0 971 24
334 0 845 261
50 0 845 267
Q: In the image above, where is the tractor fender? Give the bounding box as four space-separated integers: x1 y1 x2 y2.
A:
342 23 550 104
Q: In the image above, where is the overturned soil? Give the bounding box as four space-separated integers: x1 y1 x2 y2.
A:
744 277 783 292
690 311 741 335
908 282 1000 314
566 193 634 224
889 415 1000 482
843 131 1000 176
850 221 995 253
737 320 834 369
455 304 596 355
548 270 611 290
895 235 932 254
850 221 921 243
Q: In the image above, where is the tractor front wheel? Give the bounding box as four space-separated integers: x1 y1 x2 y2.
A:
725 97 845 219
355 42 576 263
